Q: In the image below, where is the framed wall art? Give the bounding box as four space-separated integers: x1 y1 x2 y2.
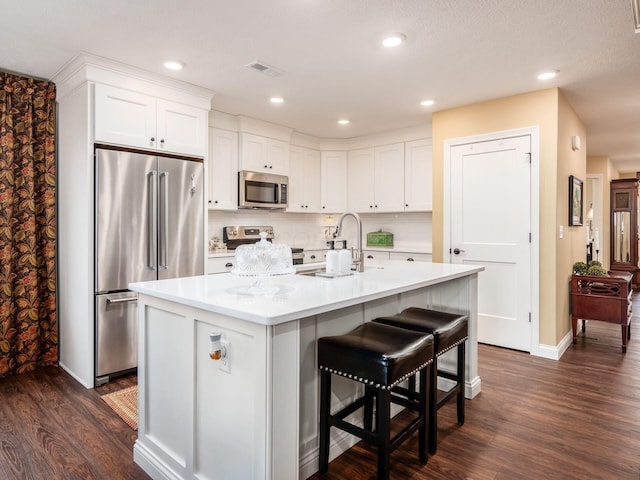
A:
569 175 583 226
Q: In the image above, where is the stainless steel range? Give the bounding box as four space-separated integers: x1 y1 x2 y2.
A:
223 226 304 264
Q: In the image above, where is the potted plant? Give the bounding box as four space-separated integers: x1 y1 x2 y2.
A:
573 260 607 276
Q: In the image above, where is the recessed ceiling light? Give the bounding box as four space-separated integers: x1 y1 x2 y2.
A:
382 33 406 48
420 99 435 107
338 119 350 125
164 60 185 71
537 70 559 80
270 97 284 104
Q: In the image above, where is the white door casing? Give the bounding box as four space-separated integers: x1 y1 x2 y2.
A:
445 128 540 354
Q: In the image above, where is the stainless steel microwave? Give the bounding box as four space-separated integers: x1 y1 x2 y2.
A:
238 170 288 209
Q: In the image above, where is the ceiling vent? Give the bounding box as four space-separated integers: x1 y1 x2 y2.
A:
634 0 640 33
245 60 283 77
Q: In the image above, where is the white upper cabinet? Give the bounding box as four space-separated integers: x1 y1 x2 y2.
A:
239 132 290 176
208 127 238 210
156 99 208 157
94 84 207 157
347 143 405 213
320 151 347 213
404 138 433 211
347 148 375 212
374 143 405 212
288 145 321 213
94 85 156 150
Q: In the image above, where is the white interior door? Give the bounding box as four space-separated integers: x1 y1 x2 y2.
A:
450 136 531 351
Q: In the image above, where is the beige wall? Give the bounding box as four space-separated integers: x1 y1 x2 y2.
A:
556 92 587 343
432 88 587 347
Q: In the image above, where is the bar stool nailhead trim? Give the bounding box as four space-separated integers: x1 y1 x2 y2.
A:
319 359 434 390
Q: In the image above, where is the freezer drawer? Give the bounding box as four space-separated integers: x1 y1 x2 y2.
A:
95 292 138 383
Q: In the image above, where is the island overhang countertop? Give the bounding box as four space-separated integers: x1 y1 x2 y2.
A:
129 261 484 326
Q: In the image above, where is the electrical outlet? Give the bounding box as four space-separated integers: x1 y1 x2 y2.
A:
559 225 564 239
219 339 231 373
324 226 337 239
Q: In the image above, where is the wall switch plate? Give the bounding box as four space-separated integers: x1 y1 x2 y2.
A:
559 225 564 239
219 340 231 373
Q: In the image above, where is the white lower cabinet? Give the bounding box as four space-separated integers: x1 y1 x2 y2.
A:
364 250 432 265
303 249 324 263
207 256 235 274
363 250 390 266
389 252 432 263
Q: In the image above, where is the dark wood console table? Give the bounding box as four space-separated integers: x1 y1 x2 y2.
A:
570 271 632 353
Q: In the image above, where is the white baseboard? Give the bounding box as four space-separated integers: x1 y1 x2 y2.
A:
59 362 93 389
133 441 182 480
535 331 573 360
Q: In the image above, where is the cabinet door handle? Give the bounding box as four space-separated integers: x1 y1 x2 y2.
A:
310 255 316 260
264 165 268 168
225 262 233 268
150 137 155 142
407 257 414 262
367 255 374 259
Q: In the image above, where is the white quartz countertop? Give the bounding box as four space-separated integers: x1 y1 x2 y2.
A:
129 261 483 326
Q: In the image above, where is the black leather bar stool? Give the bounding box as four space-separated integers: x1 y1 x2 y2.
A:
374 308 468 454
318 322 434 480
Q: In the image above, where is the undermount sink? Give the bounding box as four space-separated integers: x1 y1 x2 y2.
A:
296 268 326 276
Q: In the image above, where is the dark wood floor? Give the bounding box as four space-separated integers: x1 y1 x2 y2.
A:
1 310 640 479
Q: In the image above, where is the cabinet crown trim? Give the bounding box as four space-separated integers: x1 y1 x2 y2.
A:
53 52 214 108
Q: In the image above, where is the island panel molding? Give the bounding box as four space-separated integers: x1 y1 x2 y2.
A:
130 262 483 480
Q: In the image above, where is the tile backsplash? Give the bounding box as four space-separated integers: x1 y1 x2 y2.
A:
208 210 432 252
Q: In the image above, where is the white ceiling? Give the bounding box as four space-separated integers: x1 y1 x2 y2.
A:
2 1 639 171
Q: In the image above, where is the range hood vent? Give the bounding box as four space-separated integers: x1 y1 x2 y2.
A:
245 60 283 77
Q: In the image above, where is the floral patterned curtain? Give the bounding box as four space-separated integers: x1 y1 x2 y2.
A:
0 72 57 376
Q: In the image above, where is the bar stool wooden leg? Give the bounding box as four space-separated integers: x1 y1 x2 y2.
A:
319 369 331 473
376 388 391 480
418 367 428 464
364 385 375 432
457 342 466 425
429 355 438 454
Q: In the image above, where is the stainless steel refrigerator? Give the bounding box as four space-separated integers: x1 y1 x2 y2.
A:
94 146 204 385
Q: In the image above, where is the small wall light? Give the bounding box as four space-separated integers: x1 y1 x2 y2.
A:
571 135 581 151
209 332 230 372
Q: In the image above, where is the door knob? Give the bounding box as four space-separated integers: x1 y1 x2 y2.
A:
453 248 465 255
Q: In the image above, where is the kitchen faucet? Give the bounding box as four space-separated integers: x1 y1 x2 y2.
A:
334 212 364 272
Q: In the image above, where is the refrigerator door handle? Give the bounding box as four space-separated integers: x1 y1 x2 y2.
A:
148 171 158 271
106 295 138 304
159 171 169 270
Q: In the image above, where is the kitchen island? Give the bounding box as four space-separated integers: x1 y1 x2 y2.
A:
129 261 483 480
